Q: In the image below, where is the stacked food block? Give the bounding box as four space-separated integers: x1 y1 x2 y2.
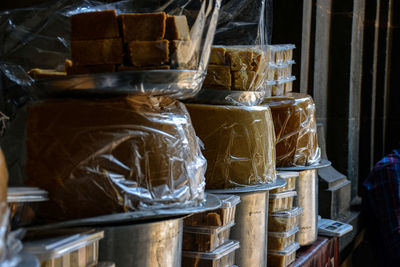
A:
182 195 240 266
267 171 302 267
264 44 296 96
202 46 267 91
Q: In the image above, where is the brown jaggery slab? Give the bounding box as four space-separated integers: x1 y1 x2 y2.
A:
205 213 222 226
170 40 197 69
232 70 256 91
117 65 170 71
64 59 116 75
71 38 123 65
27 69 66 79
203 65 231 90
128 40 169 66
71 10 120 40
165 15 190 40
226 48 253 71
209 46 226 65
119 12 166 42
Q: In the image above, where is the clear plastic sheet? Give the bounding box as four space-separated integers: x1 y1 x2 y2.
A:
185 103 276 189
0 0 221 100
10 96 207 221
262 93 321 167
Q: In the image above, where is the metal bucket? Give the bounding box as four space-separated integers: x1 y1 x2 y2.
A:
98 217 183 267
295 169 318 245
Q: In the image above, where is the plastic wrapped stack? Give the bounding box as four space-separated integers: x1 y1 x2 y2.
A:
182 195 240 266
267 171 302 267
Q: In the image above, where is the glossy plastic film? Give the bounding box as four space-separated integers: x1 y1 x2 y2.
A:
262 93 321 166
268 226 299 251
270 171 298 193
23 96 206 221
268 242 299 267
269 207 303 232
185 103 276 189
0 0 222 101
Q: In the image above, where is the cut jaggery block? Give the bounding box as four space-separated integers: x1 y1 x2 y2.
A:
251 50 267 72
27 69 66 79
232 70 256 91
206 213 222 226
226 48 253 71
117 65 170 71
64 59 116 75
209 46 226 65
128 40 169 66
203 65 231 90
119 12 166 42
165 15 190 40
170 40 197 69
71 38 123 65
71 10 120 40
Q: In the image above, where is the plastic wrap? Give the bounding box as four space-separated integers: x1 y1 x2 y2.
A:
262 93 321 167
0 0 222 100
186 103 276 189
267 242 299 267
19 95 207 221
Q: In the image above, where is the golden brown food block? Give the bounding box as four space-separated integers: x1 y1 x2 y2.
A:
71 38 123 66
165 15 190 40
119 12 166 42
226 48 253 71
170 40 197 69
203 65 231 90
185 104 276 189
27 69 66 79
206 213 222 226
209 46 226 65
0 149 8 204
232 70 256 91
71 10 120 40
117 65 170 71
64 59 116 75
128 40 169 66
251 50 267 72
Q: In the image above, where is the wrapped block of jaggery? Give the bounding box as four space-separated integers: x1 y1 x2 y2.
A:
209 46 226 65
170 40 197 69
119 12 166 42
226 47 254 71
185 104 276 188
71 38 123 65
71 10 120 40
232 70 256 91
128 40 169 66
27 69 66 79
165 15 190 40
25 96 206 221
203 65 231 90
64 59 116 75
262 93 320 166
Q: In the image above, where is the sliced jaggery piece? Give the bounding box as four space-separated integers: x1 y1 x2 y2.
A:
205 212 222 226
117 65 170 71
226 48 254 71
71 38 123 65
119 12 166 42
209 46 226 65
128 40 169 66
232 70 256 91
71 10 120 40
28 69 66 79
64 59 116 75
250 50 267 72
203 65 231 90
170 40 197 69
165 15 190 40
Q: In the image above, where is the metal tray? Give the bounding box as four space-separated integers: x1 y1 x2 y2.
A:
33 70 200 99
206 178 286 194
184 88 265 106
26 193 221 231
276 159 331 171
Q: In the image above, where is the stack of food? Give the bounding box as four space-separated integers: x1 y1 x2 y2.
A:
264 44 296 97
202 46 267 91
267 171 302 267
182 195 241 266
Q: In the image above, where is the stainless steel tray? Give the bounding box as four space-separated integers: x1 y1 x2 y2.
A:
26 193 221 231
276 159 332 171
33 70 200 98
185 88 265 106
206 178 286 194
